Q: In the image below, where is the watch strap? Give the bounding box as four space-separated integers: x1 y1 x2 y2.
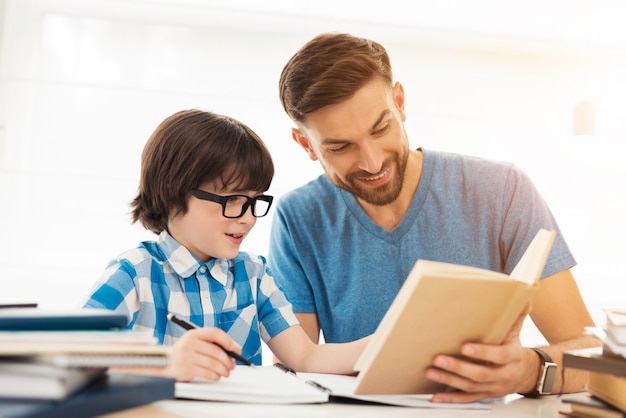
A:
521 347 557 397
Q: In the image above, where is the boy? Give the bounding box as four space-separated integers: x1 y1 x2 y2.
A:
83 109 367 382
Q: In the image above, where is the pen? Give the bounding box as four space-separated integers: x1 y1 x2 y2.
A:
166 313 254 367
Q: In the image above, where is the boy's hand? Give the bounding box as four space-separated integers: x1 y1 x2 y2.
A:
166 327 239 382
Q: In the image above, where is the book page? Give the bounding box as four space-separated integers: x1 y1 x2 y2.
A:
296 372 489 410
509 229 556 285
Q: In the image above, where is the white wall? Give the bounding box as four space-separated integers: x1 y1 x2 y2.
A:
1 0 626 347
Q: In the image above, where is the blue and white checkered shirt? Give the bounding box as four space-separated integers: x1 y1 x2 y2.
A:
82 231 299 365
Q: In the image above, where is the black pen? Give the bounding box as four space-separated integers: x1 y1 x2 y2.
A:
166 313 254 367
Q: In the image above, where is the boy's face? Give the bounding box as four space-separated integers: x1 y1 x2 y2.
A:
167 182 260 262
291 78 410 207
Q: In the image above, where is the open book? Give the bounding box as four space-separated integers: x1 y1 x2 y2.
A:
353 228 556 394
175 364 488 410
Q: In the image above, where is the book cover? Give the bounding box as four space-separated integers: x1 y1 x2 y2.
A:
0 372 175 418
563 347 626 377
0 362 107 400
0 308 128 331
588 371 626 414
353 228 556 394
562 394 626 418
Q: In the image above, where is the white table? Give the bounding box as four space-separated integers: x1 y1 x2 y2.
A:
99 392 584 417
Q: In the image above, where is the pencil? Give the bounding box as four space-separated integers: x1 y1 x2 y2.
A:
166 313 254 367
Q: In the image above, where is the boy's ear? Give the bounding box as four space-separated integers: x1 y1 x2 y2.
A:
291 128 319 161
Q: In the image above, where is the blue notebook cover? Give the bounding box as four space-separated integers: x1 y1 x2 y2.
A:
0 308 128 331
0 372 175 418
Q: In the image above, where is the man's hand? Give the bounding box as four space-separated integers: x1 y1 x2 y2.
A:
425 304 537 403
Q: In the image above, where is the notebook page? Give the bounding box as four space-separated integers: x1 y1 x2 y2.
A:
175 366 329 404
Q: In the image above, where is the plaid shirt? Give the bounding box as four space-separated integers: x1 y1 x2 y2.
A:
82 231 298 365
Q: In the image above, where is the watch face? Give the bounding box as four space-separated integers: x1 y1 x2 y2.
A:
541 362 558 394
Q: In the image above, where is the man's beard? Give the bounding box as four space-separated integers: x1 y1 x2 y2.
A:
334 150 409 206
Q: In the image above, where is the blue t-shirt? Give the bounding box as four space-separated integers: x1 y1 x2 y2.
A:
83 231 298 365
267 149 575 343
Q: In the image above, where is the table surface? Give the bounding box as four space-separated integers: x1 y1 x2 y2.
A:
97 392 586 418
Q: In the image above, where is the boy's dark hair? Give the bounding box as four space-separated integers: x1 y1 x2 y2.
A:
131 109 274 234
279 32 393 123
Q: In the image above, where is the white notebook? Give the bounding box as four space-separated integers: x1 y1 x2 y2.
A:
175 365 489 409
176 365 328 404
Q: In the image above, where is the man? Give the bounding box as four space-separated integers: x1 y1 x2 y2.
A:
268 32 599 403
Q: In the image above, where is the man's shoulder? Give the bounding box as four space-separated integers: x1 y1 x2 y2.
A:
425 148 514 170
424 149 520 183
278 175 336 205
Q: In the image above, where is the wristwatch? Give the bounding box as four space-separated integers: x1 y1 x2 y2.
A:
522 347 557 397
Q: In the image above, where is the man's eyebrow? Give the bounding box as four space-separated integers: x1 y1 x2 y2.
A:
371 110 391 130
321 110 392 145
321 137 351 146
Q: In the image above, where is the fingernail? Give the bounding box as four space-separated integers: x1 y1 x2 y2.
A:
434 356 448 368
427 369 440 380
462 345 475 355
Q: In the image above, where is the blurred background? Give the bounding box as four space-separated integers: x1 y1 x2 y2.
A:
1 0 625 350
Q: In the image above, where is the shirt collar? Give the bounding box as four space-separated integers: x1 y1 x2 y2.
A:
156 231 231 285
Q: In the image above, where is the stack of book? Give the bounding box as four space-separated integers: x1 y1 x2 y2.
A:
0 307 175 418
561 309 626 417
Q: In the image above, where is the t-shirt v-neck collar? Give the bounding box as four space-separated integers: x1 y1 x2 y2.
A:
340 149 434 244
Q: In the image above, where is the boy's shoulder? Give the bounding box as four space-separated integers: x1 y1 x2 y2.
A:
106 241 162 268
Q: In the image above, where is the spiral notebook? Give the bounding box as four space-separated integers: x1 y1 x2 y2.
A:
0 343 171 368
0 308 171 367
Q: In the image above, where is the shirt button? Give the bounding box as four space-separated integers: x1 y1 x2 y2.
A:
199 266 207 273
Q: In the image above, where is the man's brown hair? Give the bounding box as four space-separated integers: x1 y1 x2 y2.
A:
279 32 393 123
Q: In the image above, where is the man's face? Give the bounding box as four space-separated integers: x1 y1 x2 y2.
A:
294 78 410 206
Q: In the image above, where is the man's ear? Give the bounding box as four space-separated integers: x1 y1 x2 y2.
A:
291 128 319 161
392 81 406 122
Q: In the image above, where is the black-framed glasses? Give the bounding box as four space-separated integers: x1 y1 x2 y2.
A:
190 189 274 219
